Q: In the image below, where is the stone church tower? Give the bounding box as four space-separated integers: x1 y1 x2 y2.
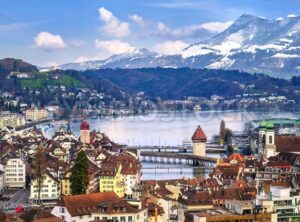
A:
80 119 90 144
259 120 276 159
191 125 207 157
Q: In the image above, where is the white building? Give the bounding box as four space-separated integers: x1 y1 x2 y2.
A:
1 157 26 189
0 112 25 128
257 186 300 221
30 171 60 206
51 192 147 222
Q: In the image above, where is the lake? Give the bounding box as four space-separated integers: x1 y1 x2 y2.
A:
41 110 300 180
68 110 299 146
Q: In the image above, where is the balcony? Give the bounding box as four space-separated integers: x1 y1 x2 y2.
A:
278 212 300 218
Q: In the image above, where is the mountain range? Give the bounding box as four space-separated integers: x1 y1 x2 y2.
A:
59 14 300 78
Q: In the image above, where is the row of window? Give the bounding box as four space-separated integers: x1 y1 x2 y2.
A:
6 178 23 181
33 189 58 193
6 173 23 177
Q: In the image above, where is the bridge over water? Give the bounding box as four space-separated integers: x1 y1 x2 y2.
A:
140 151 218 168
130 144 226 154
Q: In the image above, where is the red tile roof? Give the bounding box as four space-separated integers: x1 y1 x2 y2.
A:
276 136 300 153
228 153 244 163
57 192 119 217
191 125 207 142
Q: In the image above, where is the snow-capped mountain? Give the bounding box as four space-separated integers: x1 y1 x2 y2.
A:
59 14 300 77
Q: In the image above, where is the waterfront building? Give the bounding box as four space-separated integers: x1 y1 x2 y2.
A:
0 112 25 128
191 125 207 157
25 107 48 121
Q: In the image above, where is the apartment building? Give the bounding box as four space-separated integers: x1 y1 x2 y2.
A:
0 112 25 128
30 171 60 206
1 157 26 189
25 107 48 121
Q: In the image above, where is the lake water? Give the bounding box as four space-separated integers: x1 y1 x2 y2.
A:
69 110 299 146
41 110 300 180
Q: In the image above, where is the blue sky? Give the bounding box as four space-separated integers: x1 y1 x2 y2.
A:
0 0 299 66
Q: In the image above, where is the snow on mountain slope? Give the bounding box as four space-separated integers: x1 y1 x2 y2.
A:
59 14 300 77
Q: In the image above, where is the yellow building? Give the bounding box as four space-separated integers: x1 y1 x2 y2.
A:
61 171 71 196
99 161 125 197
25 107 48 121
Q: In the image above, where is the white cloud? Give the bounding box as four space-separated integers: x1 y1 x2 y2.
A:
155 20 232 39
152 40 188 55
276 17 284 21
34 32 66 50
199 21 233 33
129 14 145 26
99 7 130 37
287 14 298 18
95 39 136 56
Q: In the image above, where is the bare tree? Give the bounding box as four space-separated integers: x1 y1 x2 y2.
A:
31 144 46 205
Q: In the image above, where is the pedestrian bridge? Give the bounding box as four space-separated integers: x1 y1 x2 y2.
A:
140 151 218 168
130 144 226 154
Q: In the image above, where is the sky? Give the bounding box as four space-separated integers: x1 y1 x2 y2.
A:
0 0 300 66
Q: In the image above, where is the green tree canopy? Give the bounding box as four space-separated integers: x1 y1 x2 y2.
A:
70 150 89 195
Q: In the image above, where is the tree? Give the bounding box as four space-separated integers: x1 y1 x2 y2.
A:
224 128 233 145
31 145 46 205
70 150 89 195
219 119 226 144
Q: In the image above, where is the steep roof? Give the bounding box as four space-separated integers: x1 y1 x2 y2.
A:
57 192 119 217
275 135 300 153
228 153 244 163
191 125 207 142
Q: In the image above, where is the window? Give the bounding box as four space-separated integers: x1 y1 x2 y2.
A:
269 135 273 144
128 216 133 222
60 207 65 213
